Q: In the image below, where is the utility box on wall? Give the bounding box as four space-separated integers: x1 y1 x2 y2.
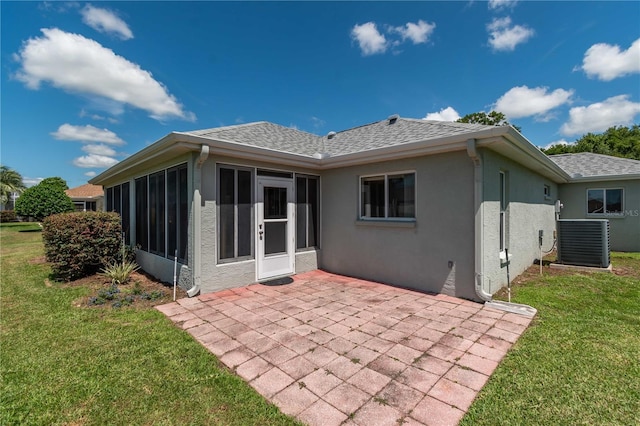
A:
557 219 610 268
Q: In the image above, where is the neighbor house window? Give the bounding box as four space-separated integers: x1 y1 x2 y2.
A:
106 182 131 244
360 172 415 219
587 188 623 215
218 165 253 262
296 175 319 250
134 164 188 261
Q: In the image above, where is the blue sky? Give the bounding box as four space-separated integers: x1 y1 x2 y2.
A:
2 1 639 188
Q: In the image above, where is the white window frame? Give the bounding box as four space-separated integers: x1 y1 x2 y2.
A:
358 170 417 221
586 188 624 216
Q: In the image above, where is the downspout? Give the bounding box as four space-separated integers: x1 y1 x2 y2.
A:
187 144 210 297
466 139 492 302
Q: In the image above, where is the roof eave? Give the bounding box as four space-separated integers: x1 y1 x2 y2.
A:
566 174 640 183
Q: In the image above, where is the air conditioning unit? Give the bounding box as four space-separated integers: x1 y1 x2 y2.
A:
557 219 610 268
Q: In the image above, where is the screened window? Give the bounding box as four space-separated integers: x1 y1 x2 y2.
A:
105 182 131 244
587 188 623 215
360 172 415 219
296 175 319 250
135 176 148 251
218 165 253 261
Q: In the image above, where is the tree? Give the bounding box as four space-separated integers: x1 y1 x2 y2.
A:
15 177 75 221
456 111 522 133
542 125 640 160
0 165 26 209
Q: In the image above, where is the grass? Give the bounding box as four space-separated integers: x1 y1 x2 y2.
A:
461 252 640 426
0 223 301 426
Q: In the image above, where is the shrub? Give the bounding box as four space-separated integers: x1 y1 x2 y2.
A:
42 211 123 281
0 210 17 222
15 177 74 221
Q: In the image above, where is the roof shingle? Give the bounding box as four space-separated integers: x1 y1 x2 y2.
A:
65 183 104 199
549 153 640 178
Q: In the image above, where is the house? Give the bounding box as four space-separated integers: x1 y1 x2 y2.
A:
550 153 640 252
65 183 104 212
90 116 586 301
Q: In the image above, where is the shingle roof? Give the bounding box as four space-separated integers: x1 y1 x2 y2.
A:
65 183 104 199
549 153 640 178
184 118 497 158
185 122 322 156
323 118 493 156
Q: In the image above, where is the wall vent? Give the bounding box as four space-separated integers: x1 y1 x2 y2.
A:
557 219 610 267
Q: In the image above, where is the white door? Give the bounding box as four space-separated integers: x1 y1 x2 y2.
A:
256 177 294 280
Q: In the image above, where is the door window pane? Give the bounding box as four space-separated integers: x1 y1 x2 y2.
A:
265 221 286 255
264 187 287 219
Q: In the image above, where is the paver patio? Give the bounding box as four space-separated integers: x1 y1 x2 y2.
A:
157 270 534 426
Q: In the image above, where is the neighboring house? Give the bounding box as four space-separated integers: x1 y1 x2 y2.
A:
91 116 571 301
550 153 640 252
65 184 104 212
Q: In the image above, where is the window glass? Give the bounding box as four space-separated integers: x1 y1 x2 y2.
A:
388 173 415 218
121 182 130 244
237 170 252 257
106 187 113 211
265 221 287 255
264 187 287 219
308 177 318 247
178 166 188 261
167 169 178 258
587 189 604 214
296 177 307 249
135 177 148 251
219 167 235 260
606 189 623 213
361 177 385 218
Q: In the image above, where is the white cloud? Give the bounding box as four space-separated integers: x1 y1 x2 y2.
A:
84 171 97 177
544 139 572 150
23 177 44 187
15 28 194 121
560 95 640 136
311 116 326 128
51 124 125 145
495 85 573 119
81 144 117 156
488 0 518 10
580 38 640 81
487 17 534 52
351 22 388 56
424 106 461 121
81 4 133 40
73 154 119 168
392 20 436 44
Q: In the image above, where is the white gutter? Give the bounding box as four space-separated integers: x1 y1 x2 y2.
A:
467 139 492 302
187 144 209 297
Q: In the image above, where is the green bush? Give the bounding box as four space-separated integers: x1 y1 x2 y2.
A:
15 177 74 221
0 210 17 222
42 211 123 281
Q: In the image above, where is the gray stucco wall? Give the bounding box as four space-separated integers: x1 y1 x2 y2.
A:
558 180 640 252
480 149 558 294
320 151 477 300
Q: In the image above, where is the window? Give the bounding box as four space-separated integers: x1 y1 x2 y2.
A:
105 182 131 244
499 171 507 252
135 176 148 251
360 172 415 219
544 184 551 199
296 175 319 250
218 165 253 261
134 163 188 261
587 188 623 215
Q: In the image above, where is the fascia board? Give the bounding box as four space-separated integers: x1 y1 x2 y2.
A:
567 174 640 183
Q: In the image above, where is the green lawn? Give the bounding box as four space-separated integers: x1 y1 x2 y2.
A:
0 223 301 426
461 252 640 425
2 223 639 425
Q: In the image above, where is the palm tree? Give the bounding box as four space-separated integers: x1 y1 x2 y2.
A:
0 165 26 210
